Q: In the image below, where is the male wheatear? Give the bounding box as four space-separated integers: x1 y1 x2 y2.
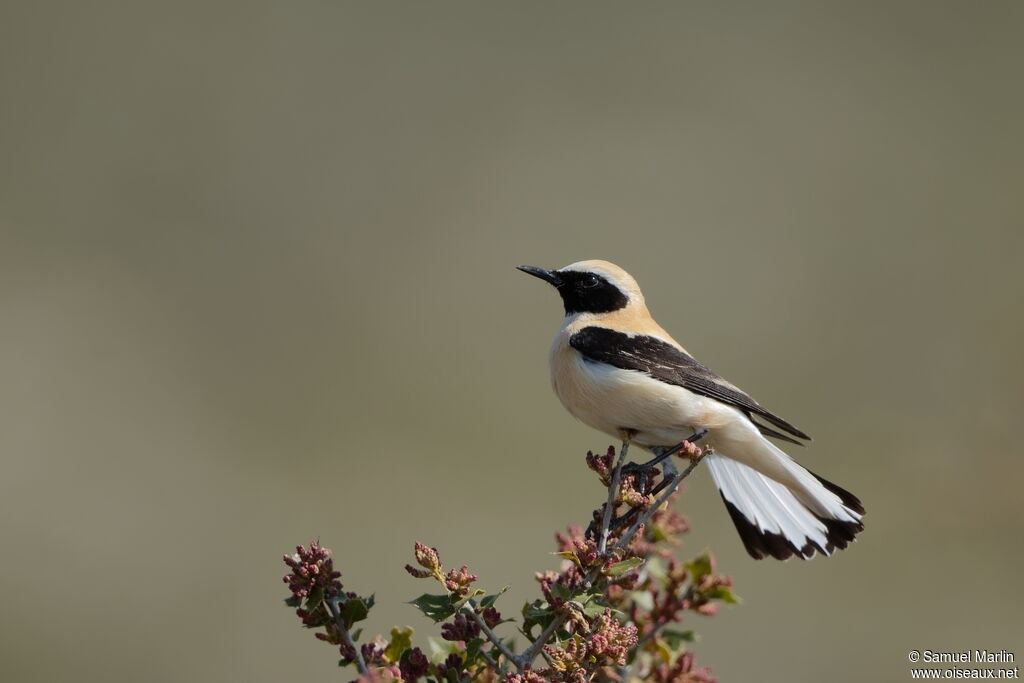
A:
518 260 864 560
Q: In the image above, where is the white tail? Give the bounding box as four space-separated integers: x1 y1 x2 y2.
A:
706 444 864 560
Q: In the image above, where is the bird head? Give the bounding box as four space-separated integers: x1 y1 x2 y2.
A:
517 260 644 316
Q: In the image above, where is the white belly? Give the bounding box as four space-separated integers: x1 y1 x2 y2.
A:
550 344 735 448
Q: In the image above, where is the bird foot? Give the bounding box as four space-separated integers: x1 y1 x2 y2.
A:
608 429 709 531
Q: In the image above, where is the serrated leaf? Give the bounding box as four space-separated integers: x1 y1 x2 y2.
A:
479 586 510 610
385 626 414 663
549 583 573 601
451 588 484 612
410 593 458 622
342 597 370 627
660 628 696 649
578 600 614 618
521 598 554 635
283 595 302 608
605 557 644 576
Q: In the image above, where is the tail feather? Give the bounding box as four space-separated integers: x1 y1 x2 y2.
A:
707 451 865 561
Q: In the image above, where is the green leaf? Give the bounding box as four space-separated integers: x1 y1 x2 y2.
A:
283 595 302 608
653 637 673 663
704 585 740 604
464 637 484 665
410 593 458 622
385 626 414 663
660 628 696 649
479 586 510 610
605 557 644 576
576 599 613 618
305 586 325 609
451 589 484 612
554 550 579 566
521 599 554 635
548 583 573 601
685 553 713 582
342 597 370 627
648 523 671 543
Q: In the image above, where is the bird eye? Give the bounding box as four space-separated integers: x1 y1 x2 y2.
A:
581 274 600 289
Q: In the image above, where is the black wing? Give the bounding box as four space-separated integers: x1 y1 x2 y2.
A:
569 326 811 443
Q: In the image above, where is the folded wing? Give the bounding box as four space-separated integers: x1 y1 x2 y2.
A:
568 326 811 443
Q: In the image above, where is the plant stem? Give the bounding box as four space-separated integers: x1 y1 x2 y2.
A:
516 446 711 669
610 449 709 556
326 597 369 675
464 606 519 670
599 439 630 555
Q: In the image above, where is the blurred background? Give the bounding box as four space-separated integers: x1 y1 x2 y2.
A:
1 2 1022 681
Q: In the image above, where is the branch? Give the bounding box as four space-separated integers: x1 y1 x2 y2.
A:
515 444 711 669
610 449 709 556
463 606 518 669
326 597 369 675
599 439 630 555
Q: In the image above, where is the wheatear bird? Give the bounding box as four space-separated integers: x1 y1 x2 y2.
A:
518 260 864 560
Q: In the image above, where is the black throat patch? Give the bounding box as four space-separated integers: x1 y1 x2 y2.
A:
555 271 629 315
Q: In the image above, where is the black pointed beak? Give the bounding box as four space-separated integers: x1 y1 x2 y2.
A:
517 265 563 287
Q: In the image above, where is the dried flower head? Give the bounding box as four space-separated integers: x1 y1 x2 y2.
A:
411 542 444 582
440 612 480 642
587 609 639 665
282 539 343 600
444 565 477 595
586 446 616 485
398 647 429 682
481 606 502 629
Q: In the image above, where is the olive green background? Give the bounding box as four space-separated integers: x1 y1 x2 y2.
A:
1 2 1022 682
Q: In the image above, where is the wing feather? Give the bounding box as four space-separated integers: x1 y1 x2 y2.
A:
568 326 811 442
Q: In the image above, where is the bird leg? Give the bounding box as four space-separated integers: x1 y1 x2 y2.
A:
610 429 709 531
620 429 709 476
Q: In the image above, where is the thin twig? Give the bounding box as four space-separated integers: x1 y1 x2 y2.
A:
516 607 568 668
464 606 519 669
516 446 711 669
610 449 709 556
599 438 630 555
326 597 369 675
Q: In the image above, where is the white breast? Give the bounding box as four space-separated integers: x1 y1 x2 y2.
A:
548 331 733 448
